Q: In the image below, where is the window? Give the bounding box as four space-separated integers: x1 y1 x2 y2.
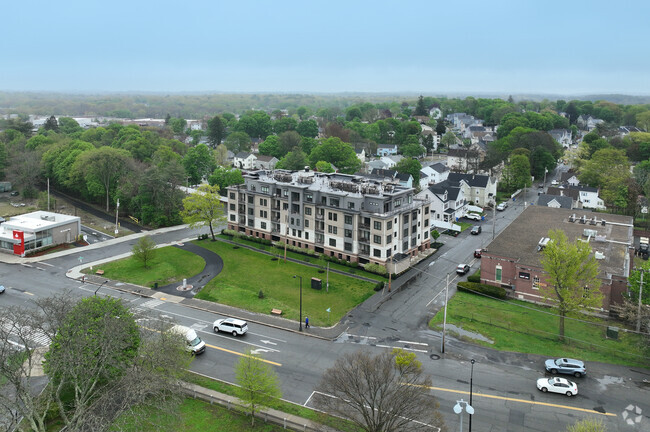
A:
229 204 235 210
387 221 392 230
305 220 310 228
305 207 312 215
386 248 391 257
283 189 288 197
344 215 352 225
259 198 268 206
283 203 288 210
305 232 309 240
424 219 428 227
229 193 235 199
329 238 336 247
403 228 409 236
373 221 382 230
261 186 269 194
424 206 429 214
248 196 254 204
373 248 381 257
328 212 338 221
248 208 254 215
532 276 540 290
402 240 408 250
330 198 339 207
348 202 355 209
292 229 296 236
496 265 502 282
230 214 236 221
344 242 352 252
387 234 392 243
305 193 313 202
328 225 337 234
373 235 381 244
259 210 268 218
261 222 267 229
403 214 409 224
424 231 428 239
345 229 352 238
394 198 402 207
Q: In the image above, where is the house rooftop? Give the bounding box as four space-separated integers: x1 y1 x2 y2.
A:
486 206 632 280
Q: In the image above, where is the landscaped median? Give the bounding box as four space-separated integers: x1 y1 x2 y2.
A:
429 290 649 368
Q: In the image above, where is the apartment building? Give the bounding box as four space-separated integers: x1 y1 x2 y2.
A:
227 170 432 266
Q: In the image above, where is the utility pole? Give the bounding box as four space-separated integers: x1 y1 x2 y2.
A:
115 199 120 235
492 201 496 240
441 272 449 354
637 269 645 333
47 177 50 211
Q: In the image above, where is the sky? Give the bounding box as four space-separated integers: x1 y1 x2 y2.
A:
2 0 649 96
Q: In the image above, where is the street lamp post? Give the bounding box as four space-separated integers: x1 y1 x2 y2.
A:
453 399 474 432
293 275 303 331
469 359 476 432
95 280 109 296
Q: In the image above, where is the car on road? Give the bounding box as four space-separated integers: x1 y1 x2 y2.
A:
465 213 481 221
496 202 508 211
551 180 559 185
474 249 482 258
213 318 248 336
545 358 586 377
456 264 470 275
470 225 482 235
536 377 578 396
10 191 18 196
0 285 5 294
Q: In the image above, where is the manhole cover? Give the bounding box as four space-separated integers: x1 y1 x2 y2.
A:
177 284 194 292
430 354 441 360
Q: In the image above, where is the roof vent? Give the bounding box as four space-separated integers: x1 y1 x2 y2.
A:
537 237 551 251
569 213 576 222
601 219 606 226
579 215 587 224
583 229 598 237
594 251 606 260
590 217 597 225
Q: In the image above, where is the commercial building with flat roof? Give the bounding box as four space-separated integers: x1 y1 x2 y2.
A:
480 206 633 312
0 211 81 255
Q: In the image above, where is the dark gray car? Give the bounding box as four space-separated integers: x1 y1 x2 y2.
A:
545 358 586 377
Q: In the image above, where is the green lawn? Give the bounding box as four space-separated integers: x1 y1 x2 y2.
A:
83 247 206 289
430 291 649 368
222 234 386 282
194 239 376 326
111 398 285 432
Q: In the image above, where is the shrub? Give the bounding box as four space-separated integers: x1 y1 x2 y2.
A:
431 229 440 240
364 262 388 276
374 281 384 291
467 270 481 283
258 290 264 299
457 281 507 299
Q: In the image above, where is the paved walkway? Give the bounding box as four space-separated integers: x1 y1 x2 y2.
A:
156 243 224 298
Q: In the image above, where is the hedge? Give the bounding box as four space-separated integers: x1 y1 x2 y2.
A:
467 270 480 283
364 262 388 276
457 281 507 299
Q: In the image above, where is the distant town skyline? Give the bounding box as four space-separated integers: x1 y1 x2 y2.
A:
2 0 649 95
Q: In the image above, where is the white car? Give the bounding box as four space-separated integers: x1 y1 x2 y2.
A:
496 202 507 211
213 318 248 336
465 213 481 221
536 377 578 397
0 285 5 294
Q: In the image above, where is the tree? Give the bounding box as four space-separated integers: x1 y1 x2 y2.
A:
276 148 309 170
132 235 157 268
565 418 606 432
214 143 228 166
168 117 187 135
278 130 302 156
44 115 59 132
296 118 319 138
273 116 297 134
73 146 132 211
414 95 428 116
208 166 244 193
314 349 444 432
508 154 532 190
258 135 282 158
234 349 282 426
58 117 83 136
540 230 602 340
315 160 334 173
309 137 361 174
181 184 225 240
401 141 426 158
395 158 422 185
579 148 630 206
206 115 225 147
441 131 457 148
435 119 446 136
224 131 252 153
183 143 216 185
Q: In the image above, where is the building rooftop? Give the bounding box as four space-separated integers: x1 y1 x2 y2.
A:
486 206 633 280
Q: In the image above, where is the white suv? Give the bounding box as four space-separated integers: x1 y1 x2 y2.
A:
213 318 248 336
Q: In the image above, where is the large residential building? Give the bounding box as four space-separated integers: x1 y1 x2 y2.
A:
227 170 432 266
480 206 633 312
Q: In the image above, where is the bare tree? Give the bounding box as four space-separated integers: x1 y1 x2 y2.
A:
314 349 445 432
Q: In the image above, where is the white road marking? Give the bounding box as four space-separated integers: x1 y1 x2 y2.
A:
398 340 428 346
260 339 277 345
426 289 445 307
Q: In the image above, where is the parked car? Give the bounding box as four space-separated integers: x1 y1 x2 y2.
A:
465 213 481 221
551 180 559 185
10 191 18 196
496 202 507 211
545 358 586 377
456 264 470 275
536 377 578 396
470 225 482 235
474 249 482 258
213 318 248 336
0 285 5 294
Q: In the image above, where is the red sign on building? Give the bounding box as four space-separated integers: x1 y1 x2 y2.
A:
13 230 24 255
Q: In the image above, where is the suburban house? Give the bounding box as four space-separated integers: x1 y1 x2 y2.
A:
396 172 413 189
559 171 580 186
226 170 432 268
0 211 81 255
567 185 606 210
429 107 442 119
367 159 389 171
446 113 483 134
233 152 257 170
380 155 403 169
255 155 278 170
446 147 482 173
446 172 497 207
577 115 604 131
377 144 398 156
480 206 633 312
537 194 574 209
546 186 582 209
618 126 644 136
419 163 450 189
548 129 572 148
416 182 467 229
420 125 439 151
355 148 366 163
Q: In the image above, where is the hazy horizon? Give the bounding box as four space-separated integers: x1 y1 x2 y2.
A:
2 0 649 95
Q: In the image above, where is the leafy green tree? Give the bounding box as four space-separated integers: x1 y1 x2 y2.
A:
43 115 59 132
540 230 602 340
73 146 132 211
234 111 272 138
132 236 157 268
214 144 228 167
296 119 319 138
315 160 334 173
435 120 446 136
168 117 187 135
278 130 302 156
314 350 444 432
224 131 251 153
579 148 630 206
414 95 427 116
309 137 361 174
58 117 83 136
208 167 244 194
395 158 422 185
529 147 556 180
273 116 297 134
235 349 282 426
183 144 216 185
401 142 425 158
565 101 579 125
296 106 311 120
300 136 318 155
181 184 225 240
636 111 650 131
508 154 532 189
276 148 309 170
206 115 225 147
258 135 282 158
346 106 362 121
441 131 457 148
44 297 140 431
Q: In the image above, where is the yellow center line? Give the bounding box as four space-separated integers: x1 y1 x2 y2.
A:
205 343 282 367
421 385 616 417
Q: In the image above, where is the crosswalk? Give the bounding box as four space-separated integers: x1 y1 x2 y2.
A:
139 299 165 309
1 322 51 348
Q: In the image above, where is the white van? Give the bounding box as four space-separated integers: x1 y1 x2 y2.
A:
213 318 248 336
170 324 206 355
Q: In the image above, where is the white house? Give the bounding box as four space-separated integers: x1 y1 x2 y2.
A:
567 185 606 210
416 182 467 229
254 155 278 170
377 144 398 156
419 163 449 189
233 152 257 170
355 148 366 163
548 129 572 148
380 155 403 168
447 173 498 207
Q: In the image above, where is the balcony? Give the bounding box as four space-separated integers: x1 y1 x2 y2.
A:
359 237 370 245
315 213 324 220
315 237 324 245
359 223 370 229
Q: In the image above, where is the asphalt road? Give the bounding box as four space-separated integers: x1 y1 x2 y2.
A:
2 170 649 431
